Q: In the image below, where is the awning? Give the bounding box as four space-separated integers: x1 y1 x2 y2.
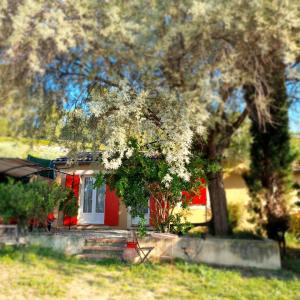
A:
0 158 51 178
27 155 55 179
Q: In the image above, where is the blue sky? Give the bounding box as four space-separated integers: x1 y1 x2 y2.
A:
289 105 299 133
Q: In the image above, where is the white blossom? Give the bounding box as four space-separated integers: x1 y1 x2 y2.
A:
162 173 173 188
87 81 208 178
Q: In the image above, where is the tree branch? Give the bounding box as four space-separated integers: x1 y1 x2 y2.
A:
217 108 248 153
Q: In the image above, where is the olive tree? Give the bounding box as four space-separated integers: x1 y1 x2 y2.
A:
1 0 299 235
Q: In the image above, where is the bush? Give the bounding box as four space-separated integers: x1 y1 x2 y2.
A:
231 230 263 240
170 211 193 235
228 202 243 231
289 213 300 238
59 191 78 218
0 178 71 231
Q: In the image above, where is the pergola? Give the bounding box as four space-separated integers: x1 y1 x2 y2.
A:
0 158 51 178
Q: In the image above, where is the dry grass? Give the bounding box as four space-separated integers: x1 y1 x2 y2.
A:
0 245 299 300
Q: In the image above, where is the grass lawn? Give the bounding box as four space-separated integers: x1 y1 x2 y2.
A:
0 136 67 159
0 246 299 300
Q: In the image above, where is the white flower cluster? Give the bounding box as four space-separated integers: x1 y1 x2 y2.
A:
88 82 209 180
162 173 173 188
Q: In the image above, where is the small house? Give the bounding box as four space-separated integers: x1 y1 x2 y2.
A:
53 153 210 229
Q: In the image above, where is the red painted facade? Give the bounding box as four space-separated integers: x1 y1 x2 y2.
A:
62 175 207 227
63 174 80 226
182 178 207 206
104 185 119 226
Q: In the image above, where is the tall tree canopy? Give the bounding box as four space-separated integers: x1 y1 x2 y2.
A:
1 0 299 234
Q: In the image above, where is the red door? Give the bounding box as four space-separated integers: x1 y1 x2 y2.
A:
104 185 119 226
63 174 80 226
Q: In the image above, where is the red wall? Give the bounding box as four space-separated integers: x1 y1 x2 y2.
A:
63 175 206 227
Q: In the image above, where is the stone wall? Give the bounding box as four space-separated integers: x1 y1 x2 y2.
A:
29 234 86 255
28 232 281 270
138 233 281 270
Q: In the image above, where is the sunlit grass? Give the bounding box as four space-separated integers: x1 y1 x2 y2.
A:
0 136 67 159
0 245 299 300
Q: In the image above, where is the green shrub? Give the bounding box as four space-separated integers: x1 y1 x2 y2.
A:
95 143 210 233
228 202 243 231
170 212 193 235
137 217 147 237
59 191 78 218
0 178 71 231
289 213 300 238
231 230 263 240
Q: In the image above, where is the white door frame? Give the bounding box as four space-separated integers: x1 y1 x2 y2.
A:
78 175 106 225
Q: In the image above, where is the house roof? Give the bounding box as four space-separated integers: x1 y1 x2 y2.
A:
53 152 300 174
53 152 101 165
0 158 51 178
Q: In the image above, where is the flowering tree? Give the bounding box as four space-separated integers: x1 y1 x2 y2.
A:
95 143 211 233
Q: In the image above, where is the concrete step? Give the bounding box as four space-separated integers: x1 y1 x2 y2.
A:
75 225 111 230
82 245 124 256
83 245 125 252
78 237 127 260
76 253 123 261
85 237 127 247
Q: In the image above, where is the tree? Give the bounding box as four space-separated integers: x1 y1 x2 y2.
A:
95 143 213 232
244 65 296 240
1 1 299 235
0 178 70 232
224 120 251 167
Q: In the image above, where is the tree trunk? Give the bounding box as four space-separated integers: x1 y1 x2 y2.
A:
193 130 231 236
208 170 229 235
244 61 292 242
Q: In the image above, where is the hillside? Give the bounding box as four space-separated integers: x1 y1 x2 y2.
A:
0 137 68 160
0 135 299 163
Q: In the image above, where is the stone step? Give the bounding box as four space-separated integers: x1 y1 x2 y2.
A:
85 237 127 247
82 245 124 255
76 225 111 230
85 241 126 248
76 253 123 261
79 237 128 260
83 245 125 252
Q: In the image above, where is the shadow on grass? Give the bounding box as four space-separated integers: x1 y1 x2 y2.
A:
171 257 300 281
0 245 159 276
0 245 127 275
1 245 299 282
281 246 300 275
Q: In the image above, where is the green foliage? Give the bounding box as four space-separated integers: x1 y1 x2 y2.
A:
0 136 66 159
137 217 147 238
0 179 33 228
1 245 300 299
231 230 263 240
244 73 296 236
0 117 9 136
227 202 243 231
96 143 210 232
59 191 78 218
0 178 70 230
169 212 193 235
291 136 300 162
225 120 251 166
289 214 300 238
